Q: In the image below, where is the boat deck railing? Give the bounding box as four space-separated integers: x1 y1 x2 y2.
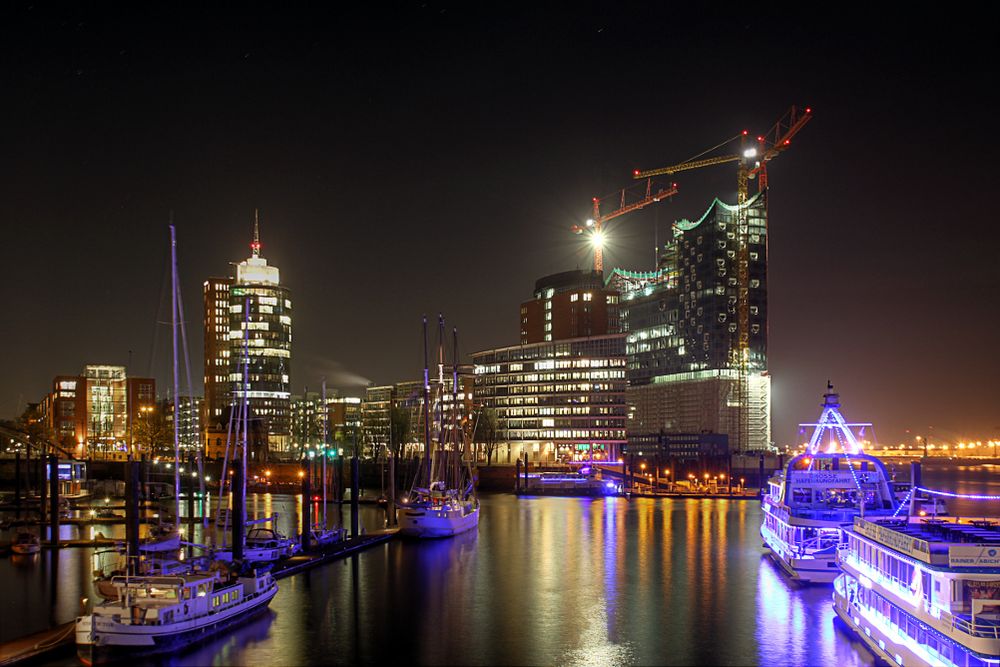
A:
839 549 1000 640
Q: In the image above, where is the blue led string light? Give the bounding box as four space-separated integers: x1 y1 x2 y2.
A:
892 489 912 517
915 487 1000 501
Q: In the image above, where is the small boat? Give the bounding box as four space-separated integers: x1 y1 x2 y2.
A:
76 567 277 664
517 469 620 497
246 525 299 558
310 527 347 547
11 531 41 555
399 316 480 539
139 523 182 553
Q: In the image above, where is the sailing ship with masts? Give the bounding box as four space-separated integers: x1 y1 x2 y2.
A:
398 315 480 538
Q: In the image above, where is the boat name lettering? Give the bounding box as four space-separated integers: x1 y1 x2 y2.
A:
855 518 931 559
789 471 858 486
949 546 1000 568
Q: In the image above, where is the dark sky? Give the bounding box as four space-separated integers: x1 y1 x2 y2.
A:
1 3 997 446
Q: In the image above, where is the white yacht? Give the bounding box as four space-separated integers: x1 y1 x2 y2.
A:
76 568 277 664
761 386 899 583
834 508 1000 667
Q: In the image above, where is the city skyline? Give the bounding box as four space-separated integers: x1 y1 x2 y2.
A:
1 5 997 446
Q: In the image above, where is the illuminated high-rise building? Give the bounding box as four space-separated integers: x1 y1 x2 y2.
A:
203 213 292 458
612 193 771 452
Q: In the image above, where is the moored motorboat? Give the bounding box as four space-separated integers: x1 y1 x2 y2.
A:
76 567 277 664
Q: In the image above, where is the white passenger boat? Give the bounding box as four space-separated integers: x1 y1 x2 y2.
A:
76 568 277 664
834 508 1000 667
761 386 899 583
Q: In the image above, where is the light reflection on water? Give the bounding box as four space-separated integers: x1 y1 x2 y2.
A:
6 462 996 665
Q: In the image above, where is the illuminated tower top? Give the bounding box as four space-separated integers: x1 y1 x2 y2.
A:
251 208 262 258
236 210 280 285
799 382 872 456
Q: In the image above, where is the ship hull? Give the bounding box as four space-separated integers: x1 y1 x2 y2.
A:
77 583 276 665
398 505 479 538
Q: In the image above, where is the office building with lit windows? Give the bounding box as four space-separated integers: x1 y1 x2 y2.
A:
472 334 627 463
202 276 232 438
202 217 293 458
520 270 620 344
39 366 155 459
612 193 771 451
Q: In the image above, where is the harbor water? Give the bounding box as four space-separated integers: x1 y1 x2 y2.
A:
3 461 998 665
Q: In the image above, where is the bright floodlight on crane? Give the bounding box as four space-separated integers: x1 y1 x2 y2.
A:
592 230 605 249
743 147 758 158
585 219 595 227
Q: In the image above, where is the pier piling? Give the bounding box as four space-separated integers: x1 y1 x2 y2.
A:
302 458 311 552
48 454 59 544
14 451 21 519
125 460 140 574
232 460 244 561
351 454 359 538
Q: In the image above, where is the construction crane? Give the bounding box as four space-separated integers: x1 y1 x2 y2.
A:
632 105 812 451
571 178 679 273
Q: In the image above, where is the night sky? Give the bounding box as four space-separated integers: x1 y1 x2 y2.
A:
1 4 997 446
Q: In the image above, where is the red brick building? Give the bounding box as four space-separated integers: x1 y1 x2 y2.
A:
519 270 621 344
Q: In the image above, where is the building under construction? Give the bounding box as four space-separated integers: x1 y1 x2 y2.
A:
611 192 771 452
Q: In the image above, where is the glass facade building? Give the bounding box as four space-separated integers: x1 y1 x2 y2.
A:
613 193 771 451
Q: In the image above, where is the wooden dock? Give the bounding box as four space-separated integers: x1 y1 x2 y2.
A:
0 622 75 667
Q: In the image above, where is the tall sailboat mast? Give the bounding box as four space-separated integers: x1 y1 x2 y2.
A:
422 315 431 487
452 326 460 489
321 377 328 529
169 224 181 531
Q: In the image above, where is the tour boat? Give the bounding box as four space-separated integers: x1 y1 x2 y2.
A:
75 567 277 664
398 315 480 539
517 469 620 496
834 506 1000 667
760 386 899 583
11 531 41 555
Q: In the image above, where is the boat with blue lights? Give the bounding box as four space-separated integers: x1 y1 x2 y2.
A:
760 385 899 583
833 486 1000 667
516 466 620 497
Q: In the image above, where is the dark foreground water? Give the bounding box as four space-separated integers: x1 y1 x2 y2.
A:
3 461 997 666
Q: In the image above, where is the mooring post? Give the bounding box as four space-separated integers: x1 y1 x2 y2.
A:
302 457 312 553
125 460 140 574
232 460 244 562
48 454 59 544
14 450 21 519
351 454 360 539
